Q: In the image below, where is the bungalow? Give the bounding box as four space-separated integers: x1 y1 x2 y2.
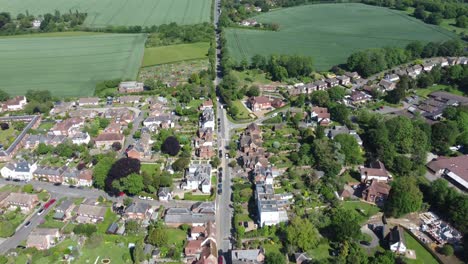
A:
76 203 107 223
53 199 75 220
26 228 60 250
94 133 125 150
379 79 396 91
200 99 214 111
125 203 151 220
248 96 272 111
158 187 173 201
388 226 407 254
310 106 331 126
118 81 144 94
2 96 27 111
325 78 339 88
360 161 392 182
118 95 141 104
336 75 351 86
362 180 391 205
78 97 99 106
183 164 212 194
427 155 468 191
1 161 37 181
164 207 215 227
3 192 39 212
232 248 265 264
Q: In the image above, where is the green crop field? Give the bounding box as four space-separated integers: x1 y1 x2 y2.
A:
142 42 209 67
0 0 211 27
0 33 146 97
226 3 458 70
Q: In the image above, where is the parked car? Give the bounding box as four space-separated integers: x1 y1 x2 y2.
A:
138 195 146 200
37 209 44 215
146 197 154 201
24 221 31 228
44 199 56 209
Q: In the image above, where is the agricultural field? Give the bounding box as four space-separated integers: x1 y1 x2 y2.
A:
226 3 457 70
139 59 209 84
0 0 211 27
142 42 209 67
0 33 146 97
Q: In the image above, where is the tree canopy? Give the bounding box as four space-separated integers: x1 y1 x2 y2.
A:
285 217 320 252
385 177 423 217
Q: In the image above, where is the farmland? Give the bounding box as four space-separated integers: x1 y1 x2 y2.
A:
0 33 146 97
142 42 209 67
226 3 457 70
0 0 211 27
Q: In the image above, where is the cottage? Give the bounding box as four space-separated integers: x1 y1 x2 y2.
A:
314 80 328 90
231 248 265 264
360 161 392 182
362 180 391 205
347 90 372 105
427 155 468 191
388 226 407 254
183 164 212 194
2 96 27 111
94 133 125 150
26 228 60 250
78 97 99 106
344 71 360 80
3 192 39 212
125 203 151 220
118 81 144 93
76 203 107 223
248 96 272 111
1 161 37 181
158 187 173 201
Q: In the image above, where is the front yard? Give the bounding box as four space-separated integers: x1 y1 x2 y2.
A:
342 200 380 224
0 210 27 237
403 231 439 264
231 100 253 120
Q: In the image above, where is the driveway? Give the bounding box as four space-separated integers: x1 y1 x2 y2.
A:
360 224 379 249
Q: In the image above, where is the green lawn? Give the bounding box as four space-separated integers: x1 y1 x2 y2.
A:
96 208 118 233
0 33 146 97
0 0 211 27
142 42 209 67
342 201 381 224
232 100 252 120
0 211 27 237
166 228 187 247
308 242 331 261
226 3 457 70
140 163 162 176
38 212 66 229
404 231 439 264
77 235 138 264
231 69 272 86
414 85 465 98
184 192 215 201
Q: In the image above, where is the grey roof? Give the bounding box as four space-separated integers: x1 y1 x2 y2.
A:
231 249 264 262
15 161 32 172
56 199 74 213
158 187 171 197
164 213 215 224
125 203 151 214
26 134 66 145
143 243 154 255
107 222 119 234
34 166 65 177
191 202 216 214
186 164 212 186
202 108 214 122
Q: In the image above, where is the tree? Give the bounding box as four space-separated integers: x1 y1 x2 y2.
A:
172 157 190 171
425 12 443 25
310 91 330 107
456 15 467 28
330 104 350 125
161 136 181 156
440 244 454 256
431 122 459 154
413 6 427 20
123 197 133 207
125 220 140 234
329 208 361 241
264 252 286 264
120 173 145 195
146 226 168 247
0 123 8 130
0 89 9 101
73 224 97 236
334 134 363 165
285 217 320 252
93 156 115 189
25 90 52 103
132 240 145 264
246 86 260 97
327 86 346 102
210 157 221 168
105 158 141 195
385 177 422 217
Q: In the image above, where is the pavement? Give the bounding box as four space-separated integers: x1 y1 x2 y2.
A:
360 224 379 249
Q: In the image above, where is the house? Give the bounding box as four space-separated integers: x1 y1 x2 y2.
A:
77 169 93 187
32 19 42 28
325 78 339 88
26 228 60 250
104 122 122 134
164 207 215 227
388 226 407 254
385 74 400 82
255 180 292 227
240 19 258 26
76 203 107 223
50 117 84 136
143 115 175 130
248 96 272 112
185 240 203 256
183 164 212 194
422 62 436 72
119 95 141 104
118 81 144 93
347 91 372 105
197 145 215 159
195 128 214 148
24 134 66 149
158 187 173 201
362 180 391 205
336 75 351 86
94 133 125 150
310 106 331 126
200 108 215 130
294 252 311 264
271 98 285 108
379 79 396 91
314 80 328 90
438 58 449 67
191 202 216 215
71 132 91 145
2 96 27 111
50 102 74 116
78 97 99 106
53 199 75 220
125 203 151 220
325 125 363 145
232 248 265 264
127 131 152 160
360 161 392 182
344 71 360 80
33 165 66 183
3 192 39 212
1 161 37 181
190 225 206 240
200 99 214 110
427 155 468 191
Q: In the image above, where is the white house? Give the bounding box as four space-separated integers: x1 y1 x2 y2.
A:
32 20 42 28
0 161 37 181
200 108 215 130
389 226 407 254
2 96 27 111
72 132 91 145
158 187 173 202
183 164 212 194
360 161 392 182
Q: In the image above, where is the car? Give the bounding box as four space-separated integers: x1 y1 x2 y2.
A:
218 150 222 158
37 209 44 215
69 185 76 188
225 153 229 159
44 199 56 209
217 189 222 195
360 241 371 246
138 195 147 200
218 183 222 189
53 182 62 186
146 197 154 201
218 177 222 183
218 167 223 172
24 221 31 228
16 245 26 249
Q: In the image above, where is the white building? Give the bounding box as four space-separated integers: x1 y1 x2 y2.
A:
183 164 212 194
389 226 407 254
32 20 42 28
0 161 37 181
200 108 215 130
71 132 91 145
359 161 392 182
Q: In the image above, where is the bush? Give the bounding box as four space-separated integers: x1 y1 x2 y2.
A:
440 244 454 256
161 136 181 156
73 224 97 237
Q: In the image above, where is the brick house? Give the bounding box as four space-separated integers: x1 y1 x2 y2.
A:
118 81 144 93
248 96 272 111
94 133 125 150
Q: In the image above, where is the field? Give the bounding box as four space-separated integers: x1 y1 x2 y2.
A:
142 42 209 67
0 33 146 97
0 0 211 27
226 3 457 70
139 59 209 84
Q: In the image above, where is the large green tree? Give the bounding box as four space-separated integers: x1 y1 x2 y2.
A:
385 177 423 217
329 208 361 242
285 217 320 252
334 134 363 165
92 157 115 189
264 252 286 264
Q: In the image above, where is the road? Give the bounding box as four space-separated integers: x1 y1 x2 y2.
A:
0 194 58 254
